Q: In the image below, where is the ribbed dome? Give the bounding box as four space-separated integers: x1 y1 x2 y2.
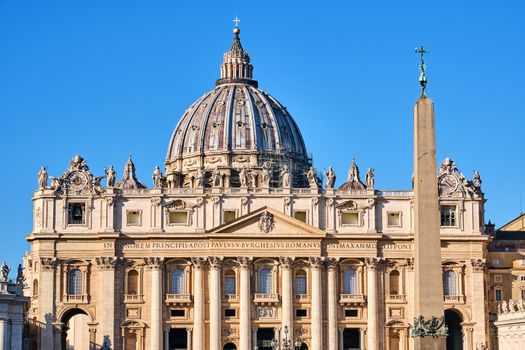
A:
164 25 310 189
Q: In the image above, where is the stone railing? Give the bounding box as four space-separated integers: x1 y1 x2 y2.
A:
444 295 465 304
223 294 239 302
64 294 88 304
339 294 366 304
124 294 144 303
253 293 279 303
386 294 407 303
294 294 310 302
165 293 192 304
377 190 413 197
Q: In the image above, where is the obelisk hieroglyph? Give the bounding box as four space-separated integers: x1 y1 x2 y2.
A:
412 46 447 349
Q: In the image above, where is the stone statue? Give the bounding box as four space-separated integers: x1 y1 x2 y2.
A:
92 176 105 194
105 165 116 187
195 167 206 188
0 261 10 282
501 300 509 313
518 298 524 311
16 264 24 284
239 166 249 188
366 168 375 189
472 170 482 189
280 165 291 188
38 166 48 189
261 163 270 188
509 299 516 312
305 166 318 189
152 166 163 188
212 167 222 188
325 166 336 189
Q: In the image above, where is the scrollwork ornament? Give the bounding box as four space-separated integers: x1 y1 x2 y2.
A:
143 257 164 270
208 256 223 269
106 196 116 208
191 257 207 269
365 257 384 270
283 197 291 207
241 197 249 207
40 257 57 271
279 257 294 269
237 257 252 269
95 257 118 270
326 258 339 271
311 197 319 207
470 258 487 272
308 257 324 269
150 197 162 207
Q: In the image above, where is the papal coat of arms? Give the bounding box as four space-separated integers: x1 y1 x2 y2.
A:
258 211 275 233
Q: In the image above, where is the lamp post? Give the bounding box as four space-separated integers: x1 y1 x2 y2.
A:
281 326 292 350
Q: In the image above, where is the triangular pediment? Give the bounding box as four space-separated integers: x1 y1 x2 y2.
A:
499 213 525 232
207 206 326 237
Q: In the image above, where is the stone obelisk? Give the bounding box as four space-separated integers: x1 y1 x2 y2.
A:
412 46 446 349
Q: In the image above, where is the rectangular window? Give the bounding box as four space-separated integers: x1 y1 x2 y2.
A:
68 203 86 225
494 275 502 283
495 289 502 301
170 309 185 317
224 276 236 295
223 210 237 224
126 211 141 226
520 276 525 282
440 205 457 227
295 309 307 317
341 212 359 226
294 211 307 223
345 309 358 317
522 289 525 300
224 309 236 317
295 275 307 295
169 211 188 225
387 212 401 227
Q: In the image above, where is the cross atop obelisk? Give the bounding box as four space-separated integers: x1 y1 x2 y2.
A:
411 46 447 349
415 45 431 92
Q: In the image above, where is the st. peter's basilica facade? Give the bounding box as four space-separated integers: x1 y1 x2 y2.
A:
24 24 489 350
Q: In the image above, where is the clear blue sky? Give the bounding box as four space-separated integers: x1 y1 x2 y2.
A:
1 1 524 271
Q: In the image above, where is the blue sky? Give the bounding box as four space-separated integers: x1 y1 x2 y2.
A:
1 1 524 270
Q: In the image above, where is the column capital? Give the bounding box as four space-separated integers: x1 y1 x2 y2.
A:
209 256 224 269
94 256 118 270
144 257 164 270
191 257 207 269
279 257 295 269
308 257 325 269
39 257 58 270
470 258 487 272
186 327 193 332
326 258 339 271
237 256 253 269
365 257 384 270
404 257 415 271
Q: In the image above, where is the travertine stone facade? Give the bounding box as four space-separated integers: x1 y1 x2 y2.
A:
25 25 491 350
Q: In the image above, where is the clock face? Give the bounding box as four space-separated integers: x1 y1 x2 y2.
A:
68 171 88 190
439 174 458 194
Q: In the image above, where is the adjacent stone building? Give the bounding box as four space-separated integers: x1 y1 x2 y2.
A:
25 25 491 350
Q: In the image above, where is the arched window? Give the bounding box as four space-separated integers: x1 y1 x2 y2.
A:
68 269 83 295
389 270 400 295
343 268 357 294
224 270 236 295
33 279 39 296
127 270 139 295
443 270 457 296
171 268 186 294
258 268 272 294
295 270 307 295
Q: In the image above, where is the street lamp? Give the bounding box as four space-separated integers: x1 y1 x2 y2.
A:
281 326 292 350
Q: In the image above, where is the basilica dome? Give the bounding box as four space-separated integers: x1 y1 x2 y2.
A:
165 26 310 188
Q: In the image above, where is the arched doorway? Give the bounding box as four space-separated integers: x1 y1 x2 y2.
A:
223 342 237 350
60 308 91 350
445 309 463 350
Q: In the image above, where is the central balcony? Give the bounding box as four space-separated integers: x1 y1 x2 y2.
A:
124 294 144 304
253 293 279 304
295 294 311 303
444 295 465 304
386 294 407 303
165 293 192 305
64 294 89 304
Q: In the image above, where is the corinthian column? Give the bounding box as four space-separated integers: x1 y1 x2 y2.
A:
238 257 252 350
95 257 118 347
145 257 164 350
209 257 223 350
365 258 382 350
470 258 488 348
279 257 294 341
309 257 324 350
191 257 207 350
327 258 339 350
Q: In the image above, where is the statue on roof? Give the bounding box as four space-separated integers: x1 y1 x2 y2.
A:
472 170 482 189
212 167 222 188
280 165 291 188
305 166 319 189
325 166 336 189
16 264 24 284
38 166 48 189
261 163 270 188
366 168 375 189
440 157 457 175
348 158 361 183
195 167 206 188
239 166 249 188
152 166 164 188
105 165 116 188
0 261 9 282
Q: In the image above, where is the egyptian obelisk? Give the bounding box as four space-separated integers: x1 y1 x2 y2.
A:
412 46 447 349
